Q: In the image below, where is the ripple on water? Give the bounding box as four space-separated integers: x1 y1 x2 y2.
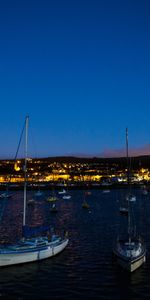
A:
0 189 150 299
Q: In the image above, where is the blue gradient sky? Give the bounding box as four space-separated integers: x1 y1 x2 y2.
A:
0 0 150 158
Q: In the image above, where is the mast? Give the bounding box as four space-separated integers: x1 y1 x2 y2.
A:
126 128 129 185
126 128 131 244
23 116 29 227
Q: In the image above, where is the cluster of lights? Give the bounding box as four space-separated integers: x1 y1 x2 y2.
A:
0 159 150 184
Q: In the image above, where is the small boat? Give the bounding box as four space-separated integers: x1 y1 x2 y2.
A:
113 128 146 272
126 193 136 202
0 192 12 199
0 116 69 267
58 189 66 195
47 185 58 202
62 184 71 199
62 194 71 200
50 203 58 213
35 190 43 197
119 206 128 215
46 196 58 202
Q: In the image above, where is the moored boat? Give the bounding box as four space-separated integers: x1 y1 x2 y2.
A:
113 128 146 272
0 116 69 267
58 189 66 195
62 194 71 200
0 192 12 199
50 203 58 213
46 196 58 202
113 238 146 272
0 234 68 267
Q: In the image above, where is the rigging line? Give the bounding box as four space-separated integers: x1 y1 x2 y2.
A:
14 119 26 161
6 120 26 185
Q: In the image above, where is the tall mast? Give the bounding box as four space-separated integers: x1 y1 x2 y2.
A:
126 128 129 185
126 128 131 244
23 116 29 227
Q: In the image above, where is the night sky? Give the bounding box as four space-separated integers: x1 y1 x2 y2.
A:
0 0 150 158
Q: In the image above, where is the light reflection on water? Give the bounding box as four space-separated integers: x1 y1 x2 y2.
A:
0 189 150 299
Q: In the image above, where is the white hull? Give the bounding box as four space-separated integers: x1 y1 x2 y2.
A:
114 129 145 273
62 195 71 199
0 239 68 267
0 118 69 268
115 253 146 272
126 194 136 202
58 189 66 195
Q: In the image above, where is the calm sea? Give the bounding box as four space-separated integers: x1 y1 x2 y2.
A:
0 188 150 299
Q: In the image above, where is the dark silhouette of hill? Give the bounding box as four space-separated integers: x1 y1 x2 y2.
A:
31 155 150 169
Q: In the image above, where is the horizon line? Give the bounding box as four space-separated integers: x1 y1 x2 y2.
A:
1 144 150 160
0 153 150 160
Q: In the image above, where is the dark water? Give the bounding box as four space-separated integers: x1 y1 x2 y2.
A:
0 189 150 299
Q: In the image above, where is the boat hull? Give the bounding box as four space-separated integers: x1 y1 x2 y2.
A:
115 252 146 272
0 239 68 267
113 241 146 272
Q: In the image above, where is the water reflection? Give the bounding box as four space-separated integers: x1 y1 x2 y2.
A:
0 189 149 299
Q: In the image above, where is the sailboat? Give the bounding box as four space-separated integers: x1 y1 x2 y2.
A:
113 128 146 272
63 194 71 200
58 189 66 195
0 116 69 267
62 184 71 199
50 203 58 213
46 189 58 202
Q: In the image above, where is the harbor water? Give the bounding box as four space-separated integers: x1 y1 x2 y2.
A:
0 188 150 299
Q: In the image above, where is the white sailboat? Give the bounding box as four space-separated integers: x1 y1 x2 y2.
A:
0 116 69 267
50 203 58 213
58 189 66 195
62 184 71 199
62 194 71 200
113 128 146 272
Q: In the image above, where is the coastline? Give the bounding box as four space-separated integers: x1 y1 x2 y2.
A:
0 182 147 191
